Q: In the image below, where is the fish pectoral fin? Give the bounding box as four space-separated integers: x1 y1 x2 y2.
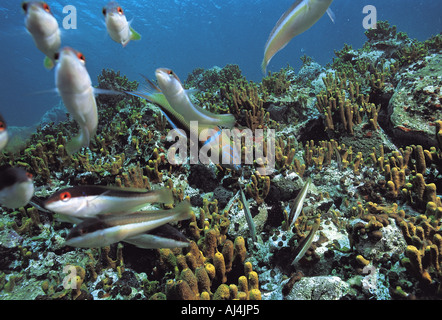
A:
93 87 125 96
130 27 141 41
44 56 55 70
66 126 90 155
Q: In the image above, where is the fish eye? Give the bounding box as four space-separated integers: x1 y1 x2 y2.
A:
0 122 4 131
102 8 106 15
21 2 28 12
60 192 71 202
168 70 174 75
76 52 86 62
42 2 50 13
26 172 33 180
53 52 60 61
117 6 124 15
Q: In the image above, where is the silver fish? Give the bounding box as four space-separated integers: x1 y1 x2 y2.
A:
239 184 257 243
0 113 8 151
124 224 190 249
64 201 192 248
262 0 334 74
103 1 141 47
291 218 320 265
288 177 311 228
22 1 61 69
43 185 173 219
0 166 34 209
55 47 98 155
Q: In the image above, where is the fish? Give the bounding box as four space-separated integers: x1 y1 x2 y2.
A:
64 201 192 248
262 0 334 74
0 113 8 151
0 165 34 209
22 1 61 69
239 184 257 242
291 218 320 265
123 224 190 249
55 47 98 155
288 177 311 228
127 70 236 134
43 185 173 219
102 1 141 47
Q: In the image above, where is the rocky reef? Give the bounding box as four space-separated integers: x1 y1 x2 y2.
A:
0 22 441 300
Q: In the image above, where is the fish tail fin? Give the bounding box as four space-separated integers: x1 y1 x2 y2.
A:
66 127 90 155
156 188 174 205
261 59 268 75
44 56 55 70
172 201 192 222
130 27 141 41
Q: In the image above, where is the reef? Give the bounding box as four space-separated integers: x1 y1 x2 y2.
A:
1 22 442 300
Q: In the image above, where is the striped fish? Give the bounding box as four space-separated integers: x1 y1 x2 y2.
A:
262 0 334 74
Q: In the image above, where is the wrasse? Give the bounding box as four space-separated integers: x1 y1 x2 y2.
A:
43 185 173 219
288 177 311 228
22 1 61 69
0 113 8 151
262 0 334 74
55 47 98 155
0 166 34 209
103 1 141 47
127 69 236 135
65 201 192 248
124 224 190 249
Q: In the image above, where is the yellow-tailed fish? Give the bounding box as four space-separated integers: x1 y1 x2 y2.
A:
22 1 61 69
43 185 173 219
0 166 34 209
262 0 334 74
102 1 141 47
55 47 98 155
64 201 192 248
0 113 8 151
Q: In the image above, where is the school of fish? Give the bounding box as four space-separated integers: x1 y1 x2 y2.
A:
0 0 334 249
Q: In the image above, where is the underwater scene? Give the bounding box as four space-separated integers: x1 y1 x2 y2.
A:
0 0 441 303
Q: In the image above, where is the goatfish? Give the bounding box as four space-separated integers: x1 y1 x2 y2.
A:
103 1 141 47
22 1 61 69
262 0 334 74
55 47 98 155
43 185 173 219
123 224 190 249
0 113 8 151
64 201 192 248
0 166 34 209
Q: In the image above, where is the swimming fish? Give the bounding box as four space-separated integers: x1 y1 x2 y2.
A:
102 1 141 47
64 201 192 248
288 177 311 228
239 184 257 242
291 217 320 265
0 166 34 209
22 1 61 69
0 113 8 151
43 185 173 219
55 47 98 155
262 0 334 74
124 224 190 249
127 70 236 134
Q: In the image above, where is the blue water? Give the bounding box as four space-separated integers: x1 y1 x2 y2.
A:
0 0 441 127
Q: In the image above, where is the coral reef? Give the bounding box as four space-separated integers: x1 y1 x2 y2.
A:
1 23 442 301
